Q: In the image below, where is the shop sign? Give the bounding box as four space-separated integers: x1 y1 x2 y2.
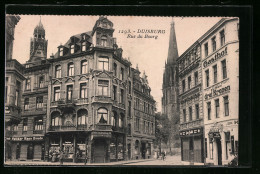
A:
179 128 202 137
181 92 200 104
92 131 111 138
204 85 230 100
6 137 11 140
12 137 24 141
203 47 227 68
9 136 44 141
5 106 10 114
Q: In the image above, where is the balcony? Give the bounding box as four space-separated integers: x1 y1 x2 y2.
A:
90 124 112 131
113 101 125 109
91 96 112 103
180 119 203 130
49 125 77 131
75 98 89 105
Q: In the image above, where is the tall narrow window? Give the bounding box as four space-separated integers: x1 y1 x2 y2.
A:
222 59 227 79
113 63 117 76
195 104 199 119
205 70 210 87
188 76 191 89
182 80 185 93
98 57 109 71
224 96 229 116
98 80 109 96
67 85 73 101
212 36 216 51
120 68 124 81
128 101 131 117
34 117 43 131
39 76 44 88
210 138 214 159
183 109 186 122
68 63 74 76
189 106 192 121
128 81 131 94
59 47 63 57
215 99 220 118
194 71 198 86
213 65 218 83
81 60 88 74
205 138 208 158
36 96 43 109
204 43 208 57
97 108 108 124
101 36 107 47
70 45 75 54
113 85 117 101
80 83 87 98
207 102 211 120
55 65 61 78
120 89 124 103
24 98 29 110
25 78 31 90
54 87 60 101
23 118 28 132
82 42 86 52
220 30 225 46
15 81 21 106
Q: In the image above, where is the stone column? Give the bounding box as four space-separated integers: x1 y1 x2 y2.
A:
73 135 76 163
87 139 92 163
151 142 154 159
107 139 111 163
221 131 226 165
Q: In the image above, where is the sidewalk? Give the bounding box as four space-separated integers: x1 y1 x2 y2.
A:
4 158 156 166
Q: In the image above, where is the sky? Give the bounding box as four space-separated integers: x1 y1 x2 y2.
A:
11 15 223 112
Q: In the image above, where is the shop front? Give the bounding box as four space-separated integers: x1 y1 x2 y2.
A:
180 127 204 163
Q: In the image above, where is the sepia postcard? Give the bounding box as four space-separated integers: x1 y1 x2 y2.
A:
5 15 239 166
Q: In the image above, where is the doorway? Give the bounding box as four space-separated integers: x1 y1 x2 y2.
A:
27 144 34 160
127 144 131 160
141 143 146 159
189 138 194 162
216 138 222 165
94 139 106 163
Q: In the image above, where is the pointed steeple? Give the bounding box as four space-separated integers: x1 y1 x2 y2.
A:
167 18 179 65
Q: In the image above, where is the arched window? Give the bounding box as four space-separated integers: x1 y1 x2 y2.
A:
81 60 88 74
77 109 88 125
51 111 61 126
101 36 107 47
55 65 61 78
97 108 108 124
68 62 74 76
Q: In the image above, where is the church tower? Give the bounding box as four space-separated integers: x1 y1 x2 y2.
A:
161 19 180 147
29 18 48 62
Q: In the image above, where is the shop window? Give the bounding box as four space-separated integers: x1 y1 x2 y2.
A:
67 85 73 101
189 106 192 121
194 71 198 86
39 76 44 88
81 60 88 74
204 42 208 57
183 109 186 122
113 63 117 77
195 104 199 119
224 96 229 116
98 80 109 96
25 78 31 90
215 99 220 118
188 76 191 89
54 87 60 101
98 57 109 71
55 65 61 78
36 96 43 109
80 83 87 98
97 108 108 124
68 63 74 76
213 65 218 84
220 29 225 46
212 36 216 52
207 102 211 120
205 70 209 87
24 98 29 110
221 59 227 79
34 117 43 131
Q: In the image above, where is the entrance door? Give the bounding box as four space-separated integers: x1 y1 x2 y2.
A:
189 138 194 162
27 144 34 160
141 143 146 159
216 138 222 165
127 144 131 160
94 139 106 163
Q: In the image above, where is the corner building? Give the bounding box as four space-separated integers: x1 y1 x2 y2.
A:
177 42 204 164
45 16 156 163
200 18 239 165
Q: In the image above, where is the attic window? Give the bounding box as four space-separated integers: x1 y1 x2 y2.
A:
82 42 86 52
82 35 86 40
70 45 75 54
59 47 63 57
101 36 107 47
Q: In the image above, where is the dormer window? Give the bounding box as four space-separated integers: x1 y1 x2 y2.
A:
82 34 86 40
101 36 107 47
82 42 86 52
59 47 64 57
70 45 75 54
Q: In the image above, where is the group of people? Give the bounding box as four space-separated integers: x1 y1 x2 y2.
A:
156 151 167 161
49 149 64 164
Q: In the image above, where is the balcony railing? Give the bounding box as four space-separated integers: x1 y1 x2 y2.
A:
33 130 43 134
77 125 88 130
75 98 89 105
49 125 77 131
91 96 112 103
90 124 112 131
180 119 203 130
50 99 66 107
113 101 125 109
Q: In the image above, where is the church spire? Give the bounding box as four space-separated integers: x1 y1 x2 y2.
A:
167 18 179 65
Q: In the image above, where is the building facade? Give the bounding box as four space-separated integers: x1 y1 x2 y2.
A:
201 18 239 165
177 42 204 164
161 20 180 148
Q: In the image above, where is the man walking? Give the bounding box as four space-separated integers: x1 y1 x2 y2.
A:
59 150 64 165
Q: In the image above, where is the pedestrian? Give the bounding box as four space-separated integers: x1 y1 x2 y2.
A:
161 151 165 161
59 150 64 165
